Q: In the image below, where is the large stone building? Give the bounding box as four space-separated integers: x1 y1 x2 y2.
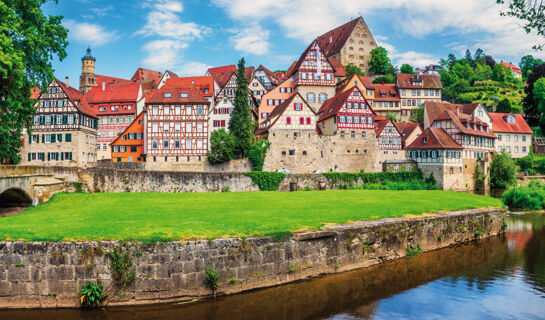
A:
316 17 378 73
489 112 532 157
397 74 442 121
21 79 98 166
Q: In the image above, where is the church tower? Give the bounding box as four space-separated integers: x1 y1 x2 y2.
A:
79 46 96 95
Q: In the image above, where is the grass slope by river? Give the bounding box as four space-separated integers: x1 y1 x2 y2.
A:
0 191 502 241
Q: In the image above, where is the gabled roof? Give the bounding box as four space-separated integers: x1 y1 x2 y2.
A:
131 68 163 86
164 70 178 78
207 65 237 88
489 112 533 134
317 86 372 122
285 61 298 78
373 83 400 101
55 79 96 118
146 83 208 104
255 93 310 135
30 87 41 99
336 74 374 92
501 62 521 73
165 76 214 98
394 122 421 140
425 101 480 124
396 74 442 89
407 127 462 149
329 59 346 77
257 65 280 85
374 116 401 136
316 17 360 57
286 40 332 78
434 109 496 138
95 74 131 86
111 112 144 146
85 81 141 104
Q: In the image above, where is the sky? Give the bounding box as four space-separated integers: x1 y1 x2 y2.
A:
44 0 545 85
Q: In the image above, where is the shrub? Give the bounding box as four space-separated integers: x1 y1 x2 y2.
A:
106 246 135 288
323 171 422 187
424 172 437 187
205 268 219 290
221 185 230 192
516 155 536 174
490 151 517 188
247 140 271 171
244 171 286 191
79 281 104 309
73 182 83 193
406 245 421 256
207 128 235 164
502 181 545 210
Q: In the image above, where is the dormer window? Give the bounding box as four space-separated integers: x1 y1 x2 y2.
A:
180 92 188 98
423 137 427 144
164 92 172 98
506 115 516 124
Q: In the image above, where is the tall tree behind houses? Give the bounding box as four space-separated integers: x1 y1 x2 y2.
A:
229 58 253 157
0 0 68 164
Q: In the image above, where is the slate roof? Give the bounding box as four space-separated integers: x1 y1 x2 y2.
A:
396 74 442 89
406 127 462 149
489 112 533 134
316 17 360 57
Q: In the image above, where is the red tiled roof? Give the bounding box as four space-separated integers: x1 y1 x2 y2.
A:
111 112 144 146
375 117 400 136
407 127 462 149
244 66 255 83
317 86 373 122
257 65 280 85
373 83 400 102
85 82 140 104
207 65 237 88
30 87 41 99
434 109 496 138
131 68 163 86
336 74 375 92
396 74 442 89
425 101 480 123
56 79 96 118
501 62 521 73
255 93 300 135
285 61 298 79
489 112 533 134
207 65 236 75
164 70 178 78
95 74 130 86
146 83 208 104
316 17 360 57
165 76 214 98
394 122 420 140
329 59 346 77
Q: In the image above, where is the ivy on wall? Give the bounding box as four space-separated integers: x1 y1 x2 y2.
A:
323 170 423 187
244 171 286 191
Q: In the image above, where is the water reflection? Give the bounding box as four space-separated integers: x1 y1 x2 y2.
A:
1 214 544 320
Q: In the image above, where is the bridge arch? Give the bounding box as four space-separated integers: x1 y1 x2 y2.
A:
0 187 32 208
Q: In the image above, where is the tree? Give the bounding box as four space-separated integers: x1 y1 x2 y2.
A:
489 151 517 188
372 75 396 84
207 129 235 164
492 63 507 82
485 55 496 69
523 63 545 126
0 0 68 164
533 77 545 132
447 54 457 71
345 64 365 77
368 47 393 75
474 48 486 64
496 98 513 113
520 54 544 80
400 64 415 74
228 58 253 157
497 0 545 50
439 69 457 88
247 140 271 171
464 49 475 67
385 112 397 122
452 62 473 80
409 105 424 123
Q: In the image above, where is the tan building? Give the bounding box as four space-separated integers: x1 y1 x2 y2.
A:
397 74 442 121
257 78 296 124
372 83 401 119
336 74 374 102
395 122 422 148
489 113 532 157
316 16 378 73
22 79 98 167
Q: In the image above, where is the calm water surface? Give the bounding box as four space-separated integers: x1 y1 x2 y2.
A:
1 214 545 320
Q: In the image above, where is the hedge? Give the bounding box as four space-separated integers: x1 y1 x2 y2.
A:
323 170 423 187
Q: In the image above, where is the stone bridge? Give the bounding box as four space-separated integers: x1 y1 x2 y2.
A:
0 174 66 208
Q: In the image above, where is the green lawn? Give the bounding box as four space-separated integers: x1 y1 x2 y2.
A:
0 191 502 241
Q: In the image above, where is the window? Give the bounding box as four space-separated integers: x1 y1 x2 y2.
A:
523 146 527 153
197 139 203 149
163 140 169 149
514 135 519 142
186 106 192 115
180 92 188 98
153 106 158 115
152 123 158 132
175 140 180 149
515 146 519 153
164 106 170 114
197 122 203 133
294 103 303 111
164 92 172 98
498 134 502 141
152 140 158 149
319 93 328 102
186 140 192 149
175 122 181 132
186 122 192 132
197 106 203 115
164 123 169 132
65 133 72 142
306 117 311 125
307 93 315 103
175 106 181 115
300 117 304 125
506 135 510 142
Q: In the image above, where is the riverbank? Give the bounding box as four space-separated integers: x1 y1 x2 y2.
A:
0 208 506 309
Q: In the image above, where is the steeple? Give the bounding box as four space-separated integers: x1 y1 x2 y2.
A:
79 46 96 95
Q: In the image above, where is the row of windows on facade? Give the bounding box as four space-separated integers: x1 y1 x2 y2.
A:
348 46 366 52
150 122 205 133
213 107 233 115
347 54 367 62
41 99 65 108
98 105 133 112
337 115 374 124
213 120 227 127
301 60 330 69
461 135 495 147
98 116 133 124
151 156 203 162
497 134 527 142
400 89 440 97
380 138 401 145
436 120 490 133
498 145 527 153
27 152 72 161
374 101 400 108
284 117 313 125
339 131 367 139
344 101 370 110
112 145 139 153
30 133 73 143
408 150 462 159
252 90 265 96
150 105 205 116
297 72 333 81
163 91 194 98
34 114 97 129
150 139 204 150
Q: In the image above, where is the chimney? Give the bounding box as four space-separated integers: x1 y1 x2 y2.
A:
65 76 69 87
329 36 332 44
102 81 106 92
455 105 459 116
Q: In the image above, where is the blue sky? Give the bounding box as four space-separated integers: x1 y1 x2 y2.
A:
44 0 544 84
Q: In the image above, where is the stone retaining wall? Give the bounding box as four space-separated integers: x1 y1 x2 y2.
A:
0 208 506 308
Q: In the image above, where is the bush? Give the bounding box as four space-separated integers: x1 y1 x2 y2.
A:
424 172 437 186
502 182 545 210
207 128 235 164
489 151 517 188
205 268 219 291
248 140 271 171
323 171 423 187
244 171 286 191
106 246 135 288
79 281 104 309
73 182 83 193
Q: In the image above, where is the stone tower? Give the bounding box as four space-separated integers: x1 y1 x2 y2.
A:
79 46 96 95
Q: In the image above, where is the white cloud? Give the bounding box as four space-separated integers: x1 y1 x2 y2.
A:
89 6 114 17
376 36 438 68
142 40 187 70
64 20 119 46
177 62 211 76
230 24 270 55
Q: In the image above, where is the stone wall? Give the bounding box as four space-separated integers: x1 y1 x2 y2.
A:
0 208 506 308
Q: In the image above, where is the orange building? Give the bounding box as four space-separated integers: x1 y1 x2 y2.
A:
257 78 295 123
111 112 144 162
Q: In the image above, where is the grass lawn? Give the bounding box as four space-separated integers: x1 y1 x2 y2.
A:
0 190 502 241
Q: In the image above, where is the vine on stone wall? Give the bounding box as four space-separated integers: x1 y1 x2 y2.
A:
323 170 423 187
244 171 286 191
248 140 271 171
106 245 135 288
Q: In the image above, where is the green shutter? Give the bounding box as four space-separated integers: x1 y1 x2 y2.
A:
61 152 64 160
27 153 31 161
69 152 72 160
42 134 45 143
63 114 68 124
47 153 50 161
58 134 62 142
41 153 45 161
65 133 72 142
28 135 31 144
51 134 56 143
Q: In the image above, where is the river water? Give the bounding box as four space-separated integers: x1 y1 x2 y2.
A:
1 213 545 319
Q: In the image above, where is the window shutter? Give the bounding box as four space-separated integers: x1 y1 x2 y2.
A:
307 117 311 125
42 134 45 143
47 153 50 161
58 134 62 142
28 153 31 161
300 117 304 124
294 103 297 110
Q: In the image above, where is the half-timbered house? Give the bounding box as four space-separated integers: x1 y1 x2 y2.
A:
336 74 374 102
111 112 145 162
21 79 98 166
257 78 295 124
374 115 405 168
215 67 259 120
209 97 234 133
144 83 210 165
255 65 280 90
372 83 401 119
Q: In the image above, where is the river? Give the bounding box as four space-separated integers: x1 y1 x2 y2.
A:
0 213 544 319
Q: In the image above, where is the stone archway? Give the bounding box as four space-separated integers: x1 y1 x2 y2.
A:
0 187 32 208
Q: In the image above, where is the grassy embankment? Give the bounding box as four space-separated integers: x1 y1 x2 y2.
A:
0 191 502 242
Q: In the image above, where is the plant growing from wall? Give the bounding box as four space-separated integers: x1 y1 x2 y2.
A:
248 140 271 171
424 172 437 187
205 268 219 297
406 245 421 256
106 246 135 288
244 171 286 191
474 164 486 189
79 281 104 309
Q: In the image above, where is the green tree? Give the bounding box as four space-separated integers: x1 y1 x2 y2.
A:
368 47 393 75
452 62 473 80
497 0 545 50
247 140 271 171
474 48 486 65
520 55 544 80
345 64 364 77
228 58 253 157
385 112 397 122
371 74 396 84
533 77 545 132
400 64 415 74
489 151 517 188
523 64 545 126
207 128 235 164
492 63 507 82
496 98 513 113
409 105 424 123
0 0 68 164
439 69 457 88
